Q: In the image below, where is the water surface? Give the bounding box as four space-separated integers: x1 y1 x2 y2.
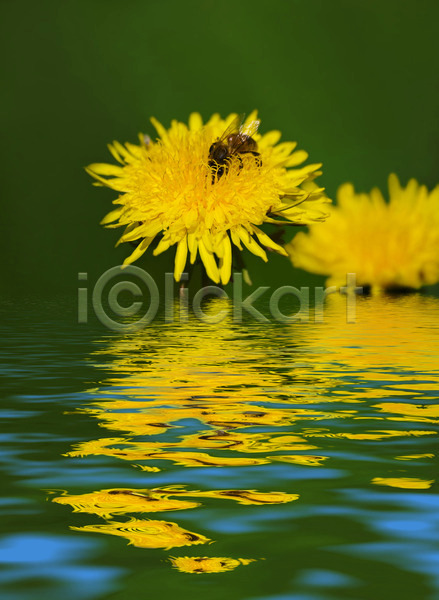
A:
1 294 438 600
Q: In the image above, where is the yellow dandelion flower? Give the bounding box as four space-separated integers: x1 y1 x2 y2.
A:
87 111 330 284
287 174 439 293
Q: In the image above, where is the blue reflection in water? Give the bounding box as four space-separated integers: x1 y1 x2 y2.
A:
0 535 124 600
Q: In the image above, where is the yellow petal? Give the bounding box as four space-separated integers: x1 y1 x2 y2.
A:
252 226 288 256
111 141 136 163
153 237 172 256
142 221 164 238
125 143 144 158
218 235 232 285
388 173 402 197
284 150 309 167
122 237 155 267
87 163 125 177
272 142 298 158
174 237 188 281
259 130 282 148
85 168 127 191
101 207 124 225
150 117 169 143
202 232 214 253
119 223 147 243
188 112 203 131
198 240 220 283
238 228 267 262
230 229 243 250
107 143 124 164
187 233 198 264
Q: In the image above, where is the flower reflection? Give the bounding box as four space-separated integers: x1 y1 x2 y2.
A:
395 454 434 461
302 294 439 383
289 294 439 490
58 294 439 570
53 488 201 519
58 298 325 567
66 298 340 471
371 477 434 490
71 518 210 550
69 295 439 466
53 486 298 519
373 402 439 424
169 556 256 574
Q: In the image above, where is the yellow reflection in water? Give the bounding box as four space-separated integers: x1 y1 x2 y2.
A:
60 294 439 570
273 455 328 467
395 454 434 461
66 438 270 468
169 556 256 574
53 486 298 519
65 430 324 468
301 294 439 390
371 477 434 490
304 430 436 441
53 488 200 518
373 402 439 423
71 518 211 549
289 294 439 446
79 295 439 460
67 298 344 469
65 295 439 474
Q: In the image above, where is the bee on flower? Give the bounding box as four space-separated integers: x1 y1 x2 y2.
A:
87 111 330 285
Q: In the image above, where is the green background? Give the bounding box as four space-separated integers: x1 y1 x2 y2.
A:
2 0 438 296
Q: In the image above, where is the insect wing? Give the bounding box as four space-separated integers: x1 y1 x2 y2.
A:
240 119 260 139
228 118 260 153
216 113 245 143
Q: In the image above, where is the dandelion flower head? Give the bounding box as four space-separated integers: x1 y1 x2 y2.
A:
87 111 330 284
287 174 439 292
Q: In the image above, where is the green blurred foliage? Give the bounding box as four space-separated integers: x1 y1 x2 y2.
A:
1 0 438 295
